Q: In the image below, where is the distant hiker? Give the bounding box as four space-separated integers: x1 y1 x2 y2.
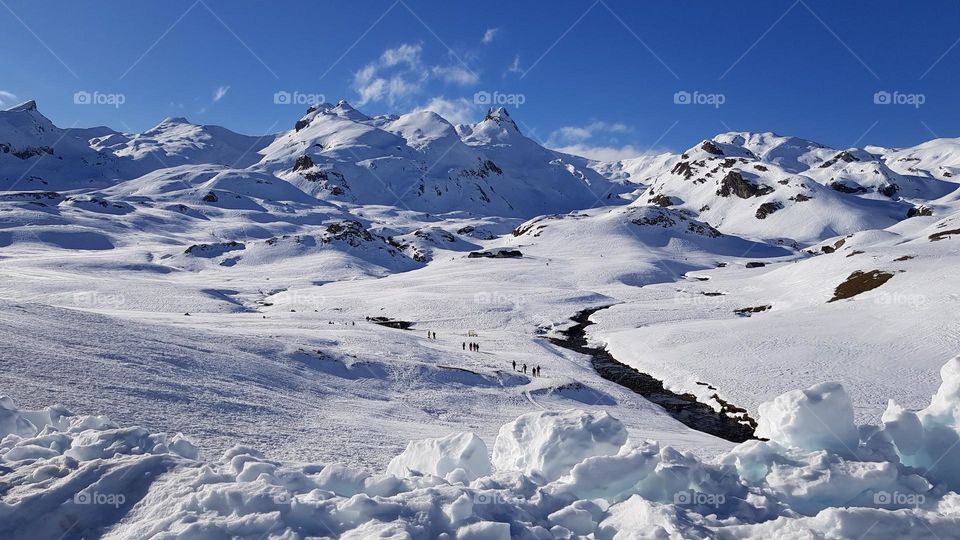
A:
523 364 527 374
536 366 541 377
512 360 516 371
462 342 466 350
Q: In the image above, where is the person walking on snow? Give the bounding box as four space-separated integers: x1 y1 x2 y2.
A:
512 360 516 371
462 342 466 350
523 364 527 374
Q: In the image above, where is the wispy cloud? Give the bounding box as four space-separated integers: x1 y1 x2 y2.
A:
432 65 479 85
505 55 523 75
353 43 480 106
412 96 480 125
0 90 17 106
213 85 230 102
482 28 500 45
547 121 642 161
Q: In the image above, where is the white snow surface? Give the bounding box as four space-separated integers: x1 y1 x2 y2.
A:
4 358 960 538
2 100 960 538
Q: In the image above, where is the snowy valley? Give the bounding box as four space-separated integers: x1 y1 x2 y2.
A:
2 98 960 538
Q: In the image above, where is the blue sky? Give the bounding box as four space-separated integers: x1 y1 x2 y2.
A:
1 0 958 159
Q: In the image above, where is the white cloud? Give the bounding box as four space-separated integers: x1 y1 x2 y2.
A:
550 121 629 144
412 96 480 125
550 144 647 162
354 43 479 107
0 90 17 106
546 121 640 161
213 86 230 103
482 28 500 44
506 55 523 75
432 65 480 86
380 43 423 67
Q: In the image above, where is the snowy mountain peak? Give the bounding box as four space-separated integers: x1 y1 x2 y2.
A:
483 107 519 131
159 116 191 126
4 100 37 112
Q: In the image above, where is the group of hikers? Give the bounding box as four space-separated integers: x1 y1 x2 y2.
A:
425 330 544 377
512 360 542 377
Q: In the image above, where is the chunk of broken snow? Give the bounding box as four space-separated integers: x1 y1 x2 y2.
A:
492 409 627 481
386 431 491 481
756 382 859 454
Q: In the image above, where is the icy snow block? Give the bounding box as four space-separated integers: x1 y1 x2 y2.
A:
493 409 627 481
386 432 491 481
756 382 859 453
457 521 511 540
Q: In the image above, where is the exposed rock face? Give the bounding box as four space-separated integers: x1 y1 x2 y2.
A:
467 249 523 259
717 170 774 199
293 155 315 172
755 201 783 219
648 193 674 207
828 270 894 302
907 205 934 218
701 141 724 156
829 181 868 194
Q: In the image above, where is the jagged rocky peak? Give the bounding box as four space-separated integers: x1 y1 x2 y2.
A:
483 106 519 131
5 100 38 112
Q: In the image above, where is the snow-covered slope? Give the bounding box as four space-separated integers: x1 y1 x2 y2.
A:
3 97 960 539
91 117 274 177
0 101 121 190
259 102 631 217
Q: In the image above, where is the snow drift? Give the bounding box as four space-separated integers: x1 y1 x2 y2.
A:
4 356 960 539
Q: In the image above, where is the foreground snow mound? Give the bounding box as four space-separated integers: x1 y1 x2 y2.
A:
387 431 491 481
6 359 960 538
492 409 627 481
756 381 859 454
877 355 960 488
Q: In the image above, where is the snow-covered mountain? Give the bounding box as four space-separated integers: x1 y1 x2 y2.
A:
259 101 630 216
3 98 960 538
0 101 121 190
595 131 960 244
